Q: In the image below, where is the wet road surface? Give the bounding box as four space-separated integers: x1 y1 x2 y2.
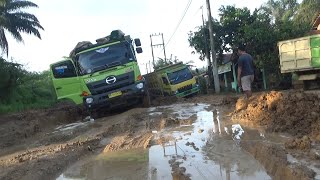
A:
57 103 280 180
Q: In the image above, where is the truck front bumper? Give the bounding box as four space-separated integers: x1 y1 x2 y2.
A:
83 82 145 110
176 86 200 97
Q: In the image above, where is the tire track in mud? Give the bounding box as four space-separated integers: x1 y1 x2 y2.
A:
0 108 164 180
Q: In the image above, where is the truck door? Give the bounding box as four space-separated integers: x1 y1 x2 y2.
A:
161 75 172 95
50 60 83 104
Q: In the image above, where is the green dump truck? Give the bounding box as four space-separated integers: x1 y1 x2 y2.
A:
278 34 320 89
50 30 145 111
144 63 200 97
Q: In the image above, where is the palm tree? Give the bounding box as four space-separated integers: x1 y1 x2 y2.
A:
294 0 320 27
0 0 43 55
261 0 299 22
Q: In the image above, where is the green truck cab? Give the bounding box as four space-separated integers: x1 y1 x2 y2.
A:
144 63 200 97
50 30 145 111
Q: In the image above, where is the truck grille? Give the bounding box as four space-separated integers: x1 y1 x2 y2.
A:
178 84 192 93
86 71 135 95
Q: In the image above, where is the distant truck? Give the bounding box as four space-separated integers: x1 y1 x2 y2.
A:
144 63 200 97
278 34 320 89
50 30 145 112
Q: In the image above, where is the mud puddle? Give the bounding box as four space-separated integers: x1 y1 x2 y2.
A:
57 103 287 180
53 121 90 133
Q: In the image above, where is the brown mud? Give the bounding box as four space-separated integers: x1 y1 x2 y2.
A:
233 90 320 138
0 91 319 180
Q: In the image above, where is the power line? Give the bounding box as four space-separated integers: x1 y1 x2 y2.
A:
157 0 193 56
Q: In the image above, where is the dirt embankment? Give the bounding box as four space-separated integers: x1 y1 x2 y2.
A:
232 90 320 179
233 90 320 139
0 103 83 152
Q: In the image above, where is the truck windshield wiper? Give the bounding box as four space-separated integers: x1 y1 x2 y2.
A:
107 61 121 68
89 64 108 76
89 61 125 77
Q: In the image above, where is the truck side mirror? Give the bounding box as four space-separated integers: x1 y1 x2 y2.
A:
134 38 142 46
136 47 143 54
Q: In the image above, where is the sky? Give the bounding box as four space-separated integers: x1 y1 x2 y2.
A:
7 0 269 75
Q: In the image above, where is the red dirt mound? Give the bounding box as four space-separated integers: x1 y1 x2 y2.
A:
233 91 320 138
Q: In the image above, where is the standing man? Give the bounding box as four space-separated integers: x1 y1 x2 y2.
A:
237 45 254 98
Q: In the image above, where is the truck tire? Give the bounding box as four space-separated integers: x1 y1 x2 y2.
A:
303 79 320 90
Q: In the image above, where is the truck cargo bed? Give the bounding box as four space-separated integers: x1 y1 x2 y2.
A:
278 34 320 73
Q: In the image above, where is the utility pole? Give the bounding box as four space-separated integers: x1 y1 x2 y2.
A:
150 33 167 68
145 63 149 74
161 33 167 62
206 0 220 93
201 6 213 88
149 60 152 73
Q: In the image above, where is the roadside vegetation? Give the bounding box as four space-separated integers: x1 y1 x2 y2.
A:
188 0 320 86
0 58 56 113
0 0 45 113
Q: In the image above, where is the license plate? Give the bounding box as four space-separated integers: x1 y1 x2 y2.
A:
108 91 122 98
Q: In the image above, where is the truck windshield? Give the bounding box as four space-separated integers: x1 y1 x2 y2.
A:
77 42 135 74
167 67 193 85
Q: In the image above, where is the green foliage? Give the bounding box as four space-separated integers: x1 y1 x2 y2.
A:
0 57 56 114
153 58 180 70
188 0 319 85
294 0 320 28
261 0 299 22
188 19 223 61
196 76 208 94
0 0 44 55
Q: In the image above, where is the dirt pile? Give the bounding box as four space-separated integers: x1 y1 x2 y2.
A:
285 136 312 150
233 91 320 138
0 103 82 149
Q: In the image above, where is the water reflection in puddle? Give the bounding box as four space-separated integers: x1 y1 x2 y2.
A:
53 122 89 133
58 103 272 180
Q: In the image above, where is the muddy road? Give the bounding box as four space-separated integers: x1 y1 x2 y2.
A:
0 92 319 180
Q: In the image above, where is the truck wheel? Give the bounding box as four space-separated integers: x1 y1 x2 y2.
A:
292 80 304 90
303 80 320 90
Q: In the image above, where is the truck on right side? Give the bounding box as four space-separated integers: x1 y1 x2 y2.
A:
278 16 320 89
278 34 320 89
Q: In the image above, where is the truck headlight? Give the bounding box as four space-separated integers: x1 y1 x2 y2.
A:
136 83 144 89
195 84 199 88
174 90 179 95
85 97 94 104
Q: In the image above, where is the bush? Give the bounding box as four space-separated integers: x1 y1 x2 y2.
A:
196 76 208 94
0 58 57 114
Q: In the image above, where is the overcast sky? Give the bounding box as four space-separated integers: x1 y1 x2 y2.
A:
7 0 269 74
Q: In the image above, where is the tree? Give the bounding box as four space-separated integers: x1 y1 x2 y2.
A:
188 19 223 62
0 0 44 55
189 1 320 87
189 5 283 84
294 0 320 28
153 58 173 70
260 0 299 22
